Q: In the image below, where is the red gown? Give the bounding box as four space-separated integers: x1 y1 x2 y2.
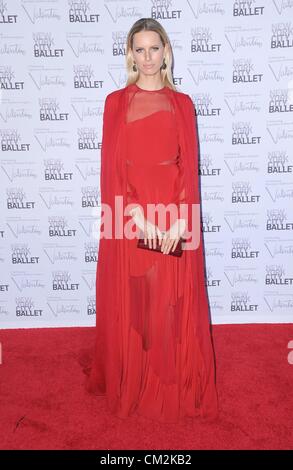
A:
85 83 219 423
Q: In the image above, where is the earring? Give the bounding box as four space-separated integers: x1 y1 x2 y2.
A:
133 62 137 72
162 58 167 69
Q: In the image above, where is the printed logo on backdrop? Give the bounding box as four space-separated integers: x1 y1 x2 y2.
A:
48 216 76 237
87 296 96 315
232 122 261 145
193 94 221 117
4 220 40 238
75 159 100 181
224 155 259 177
69 1 100 23
269 89 293 114
0 284 8 294
191 27 221 53
78 128 99 149
85 242 98 263
271 23 293 49
39 99 69 122
1 0 293 327
225 26 263 53
0 101 32 123
43 245 77 264
151 0 182 20
0 0 17 23
231 292 258 312
67 35 104 58
265 265 293 285
47 299 79 318
267 151 293 174
265 181 293 203
187 66 224 88
266 209 293 231
33 33 64 58
81 186 100 208
113 31 128 56
202 213 221 233
264 238 293 258
264 292 293 313
11 244 39 264
0 67 24 90
233 59 263 84
1 130 30 151
44 159 73 181
231 181 260 203
225 212 259 233
74 66 103 88
52 271 79 291
199 155 221 176
225 92 262 116
206 267 221 287
269 59 293 91
7 188 35 209
16 298 42 317
266 120 293 145
34 130 70 151
231 238 259 259
39 189 74 209
205 243 224 258
233 1 264 17
224 267 258 287
203 186 224 203
71 99 104 122
1 160 37 182
209 297 223 313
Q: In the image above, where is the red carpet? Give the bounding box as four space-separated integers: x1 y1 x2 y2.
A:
0 324 293 450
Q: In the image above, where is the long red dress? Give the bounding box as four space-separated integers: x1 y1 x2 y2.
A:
85 82 219 423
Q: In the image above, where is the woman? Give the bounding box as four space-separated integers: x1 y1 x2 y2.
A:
85 18 219 423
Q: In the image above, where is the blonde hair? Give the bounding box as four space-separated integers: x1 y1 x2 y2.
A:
125 18 177 91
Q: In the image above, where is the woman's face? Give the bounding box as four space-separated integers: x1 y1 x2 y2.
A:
131 30 166 77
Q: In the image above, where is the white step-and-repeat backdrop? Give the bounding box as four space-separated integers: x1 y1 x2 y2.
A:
1 0 293 329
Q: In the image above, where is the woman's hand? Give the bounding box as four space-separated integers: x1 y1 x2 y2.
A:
129 206 163 249
160 218 187 254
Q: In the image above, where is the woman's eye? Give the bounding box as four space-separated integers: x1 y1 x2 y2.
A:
135 47 159 52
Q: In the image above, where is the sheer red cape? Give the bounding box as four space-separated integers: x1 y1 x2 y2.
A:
85 84 219 420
